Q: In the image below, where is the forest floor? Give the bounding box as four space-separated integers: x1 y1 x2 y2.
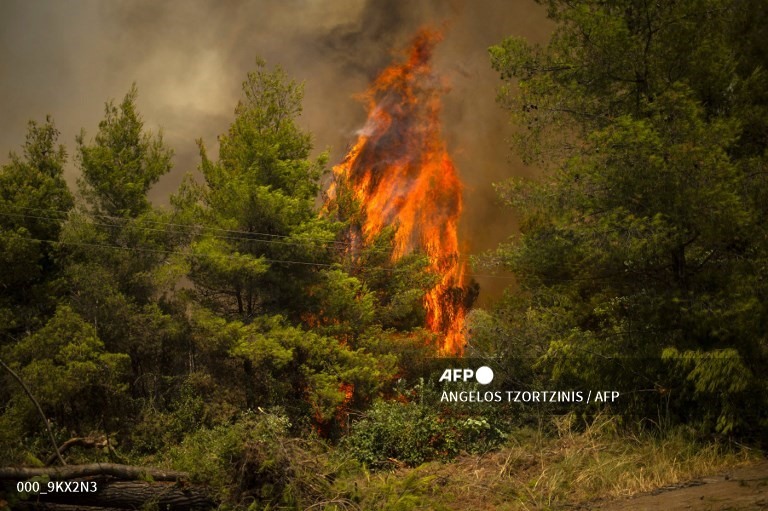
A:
349 423 766 511
590 460 768 511
375 456 768 510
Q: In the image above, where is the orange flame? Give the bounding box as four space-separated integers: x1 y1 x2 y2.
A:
330 28 470 354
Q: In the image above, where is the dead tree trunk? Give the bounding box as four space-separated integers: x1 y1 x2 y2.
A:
1 463 217 510
28 480 214 510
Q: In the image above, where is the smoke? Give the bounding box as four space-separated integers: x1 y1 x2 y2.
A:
0 0 551 302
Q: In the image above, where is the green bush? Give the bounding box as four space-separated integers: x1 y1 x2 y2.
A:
343 401 447 467
343 400 509 468
167 410 340 509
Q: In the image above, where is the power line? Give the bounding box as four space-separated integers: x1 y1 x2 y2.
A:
8 208 626 282
18 236 343 270
1 204 354 247
0 205 485 263
0 210 340 251
15 235 519 280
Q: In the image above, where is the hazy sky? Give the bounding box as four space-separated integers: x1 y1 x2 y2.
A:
0 0 551 300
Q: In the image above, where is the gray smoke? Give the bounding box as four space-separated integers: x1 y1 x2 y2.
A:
0 0 552 302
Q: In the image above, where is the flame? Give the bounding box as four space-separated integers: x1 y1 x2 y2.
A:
329 28 469 354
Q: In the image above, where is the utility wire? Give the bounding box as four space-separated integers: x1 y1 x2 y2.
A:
0 204 488 264
15 235 518 280
1 204 355 247
7 207 628 282
0 210 340 251
18 236 342 270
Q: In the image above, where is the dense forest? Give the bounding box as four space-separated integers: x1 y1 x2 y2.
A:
1 1 767 510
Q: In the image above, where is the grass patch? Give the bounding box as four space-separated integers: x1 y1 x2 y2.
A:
342 413 756 511
142 412 757 510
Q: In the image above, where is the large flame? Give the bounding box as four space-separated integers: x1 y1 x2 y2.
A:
330 28 470 354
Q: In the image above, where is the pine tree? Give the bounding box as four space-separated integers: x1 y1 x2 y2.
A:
486 0 768 435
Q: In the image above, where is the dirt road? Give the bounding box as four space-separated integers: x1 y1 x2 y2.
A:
594 461 768 510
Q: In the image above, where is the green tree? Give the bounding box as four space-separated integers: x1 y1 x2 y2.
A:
171 61 398 431
0 117 73 342
77 84 172 218
0 305 129 463
175 60 339 322
319 140 451 389
490 0 767 165
487 0 768 435
62 86 184 441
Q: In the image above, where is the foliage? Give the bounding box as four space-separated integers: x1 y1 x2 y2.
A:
165 60 421 437
128 376 208 454
486 0 768 437
490 0 767 165
77 84 172 218
343 400 508 468
53 85 189 453
176 60 338 322
168 410 344 509
353 228 438 332
2 12 765 510
0 305 129 462
0 117 73 342
344 401 447 467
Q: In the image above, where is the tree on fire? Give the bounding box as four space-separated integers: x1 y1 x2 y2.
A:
486 0 768 436
0 65 419 465
168 60 400 431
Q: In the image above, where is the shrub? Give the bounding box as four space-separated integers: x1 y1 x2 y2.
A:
167 410 340 509
343 400 509 468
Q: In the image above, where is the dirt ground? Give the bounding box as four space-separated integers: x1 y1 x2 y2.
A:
591 460 768 511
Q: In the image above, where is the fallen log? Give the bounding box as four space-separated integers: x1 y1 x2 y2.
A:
0 463 188 482
1 463 217 510
28 480 215 510
14 503 133 511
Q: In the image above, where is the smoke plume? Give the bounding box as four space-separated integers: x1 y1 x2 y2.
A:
0 0 551 302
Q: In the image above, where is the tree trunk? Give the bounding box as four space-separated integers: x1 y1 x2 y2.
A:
17 480 215 510
2 463 218 510
16 504 127 511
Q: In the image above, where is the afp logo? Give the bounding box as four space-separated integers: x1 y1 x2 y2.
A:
439 366 494 385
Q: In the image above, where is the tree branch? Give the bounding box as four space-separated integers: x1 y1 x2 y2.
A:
0 356 66 466
45 436 108 467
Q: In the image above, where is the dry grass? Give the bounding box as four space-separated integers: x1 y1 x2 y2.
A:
346 414 757 511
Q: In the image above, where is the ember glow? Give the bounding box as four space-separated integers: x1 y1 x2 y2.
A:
330 28 471 354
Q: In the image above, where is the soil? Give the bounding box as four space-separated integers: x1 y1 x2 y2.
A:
590 460 768 511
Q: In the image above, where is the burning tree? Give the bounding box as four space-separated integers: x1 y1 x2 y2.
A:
327 29 476 354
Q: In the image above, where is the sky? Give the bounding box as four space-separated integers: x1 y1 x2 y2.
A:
0 0 551 302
